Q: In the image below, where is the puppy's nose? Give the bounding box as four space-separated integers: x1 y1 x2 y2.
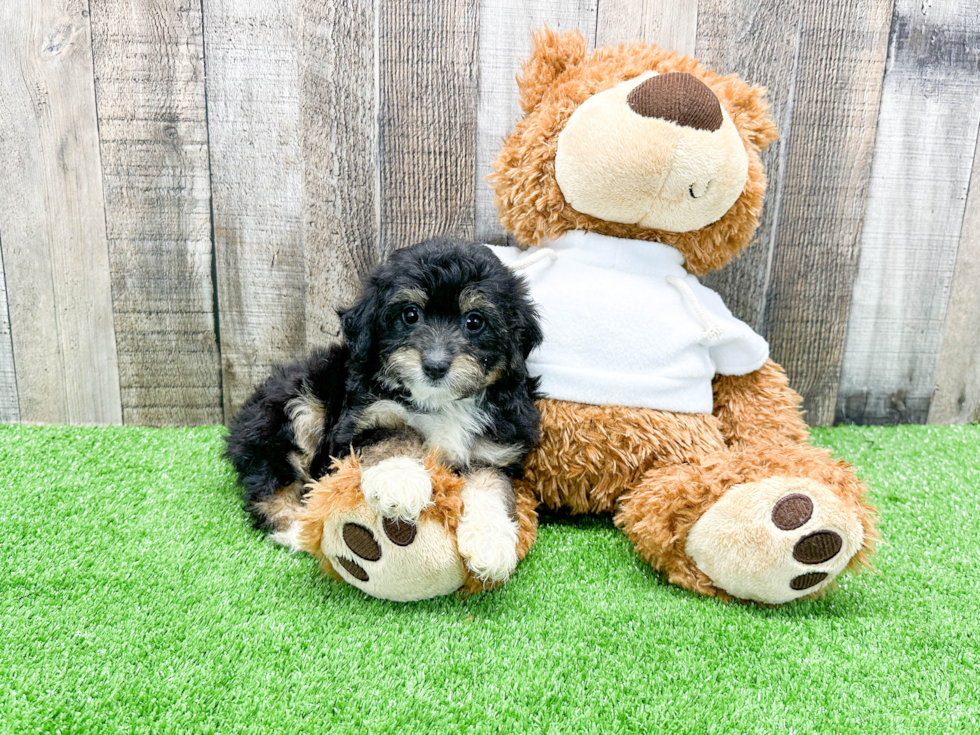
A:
626 72 723 132
422 358 450 381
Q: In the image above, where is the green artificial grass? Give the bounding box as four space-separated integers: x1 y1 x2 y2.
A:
1 424 978 734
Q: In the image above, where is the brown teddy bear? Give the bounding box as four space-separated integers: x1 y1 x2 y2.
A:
295 28 877 605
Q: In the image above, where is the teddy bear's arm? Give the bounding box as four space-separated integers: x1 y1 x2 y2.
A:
711 359 811 451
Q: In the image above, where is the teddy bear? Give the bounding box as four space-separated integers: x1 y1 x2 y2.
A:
295 28 877 605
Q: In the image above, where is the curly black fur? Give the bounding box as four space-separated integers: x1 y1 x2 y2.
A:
225 239 542 531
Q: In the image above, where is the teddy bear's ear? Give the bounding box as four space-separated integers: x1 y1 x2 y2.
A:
517 27 589 114
721 78 779 152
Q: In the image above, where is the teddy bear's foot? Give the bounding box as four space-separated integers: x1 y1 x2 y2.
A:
685 477 865 604
319 503 466 602
615 446 876 605
296 450 469 602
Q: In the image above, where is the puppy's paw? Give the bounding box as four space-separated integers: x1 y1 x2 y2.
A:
269 522 303 552
361 456 434 522
457 501 520 584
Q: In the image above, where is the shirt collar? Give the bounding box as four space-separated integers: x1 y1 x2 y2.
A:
543 230 687 276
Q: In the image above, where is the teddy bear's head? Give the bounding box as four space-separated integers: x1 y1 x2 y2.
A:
490 28 778 276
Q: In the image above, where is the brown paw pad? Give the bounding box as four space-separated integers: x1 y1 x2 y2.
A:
790 572 828 591
334 556 369 582
342 523 382 561
771 493 813 530
382 518 417 546
793 530 843 564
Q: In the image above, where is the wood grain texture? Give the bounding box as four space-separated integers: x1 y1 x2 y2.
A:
475 0 598 244
596 0 697 54
377 0 480 254
203 0 306 419
696 0 801 333
755 0 893 426
837 0 980 425
298 0 377 346
0 0 121 425
90 0 221 426
0 243 19 422
929 131 980 425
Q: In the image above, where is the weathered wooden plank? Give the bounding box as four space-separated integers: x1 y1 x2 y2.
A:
0 0 122 425
0 242 19 423
696 0 802 333
377 0 480 254
837 0 980 425
596 0 697 54
755 0 893 426
475 1 598 244
298 0 378 346
89 0 221 426
929 133 980 425
202 0 306 418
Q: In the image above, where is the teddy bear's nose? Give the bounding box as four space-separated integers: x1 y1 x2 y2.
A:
627 72 723 132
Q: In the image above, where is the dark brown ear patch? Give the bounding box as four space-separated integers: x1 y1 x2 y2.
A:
772 494 814 530
342 523 382 561
793 531 843 564
627 72 723 132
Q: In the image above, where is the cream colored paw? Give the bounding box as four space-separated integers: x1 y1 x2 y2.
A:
685 477 865 605
360 456 434 522
457 475 520 583
318 503 465 602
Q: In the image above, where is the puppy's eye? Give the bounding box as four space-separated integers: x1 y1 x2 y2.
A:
402 305 420 326
464 312 485 333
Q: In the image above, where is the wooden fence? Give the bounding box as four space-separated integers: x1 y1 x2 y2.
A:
0 0 978 427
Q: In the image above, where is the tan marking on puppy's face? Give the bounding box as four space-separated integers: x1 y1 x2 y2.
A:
458 289 498 317
391 288 428 308
380 347 489 404
555 71 749 233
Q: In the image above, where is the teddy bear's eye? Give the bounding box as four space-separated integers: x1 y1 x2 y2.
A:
689 181 711 199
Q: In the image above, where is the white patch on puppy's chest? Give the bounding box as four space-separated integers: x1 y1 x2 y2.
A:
356 395 519 469
406 396 490 467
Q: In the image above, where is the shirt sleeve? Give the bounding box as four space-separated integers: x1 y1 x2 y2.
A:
683 277 770 376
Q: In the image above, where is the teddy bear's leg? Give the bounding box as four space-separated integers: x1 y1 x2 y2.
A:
615 445 877 604
295 444 468 601
294 441 538 600
712 358 811 450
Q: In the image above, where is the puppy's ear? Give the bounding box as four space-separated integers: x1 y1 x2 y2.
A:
518 315 543 360
340 285 377 364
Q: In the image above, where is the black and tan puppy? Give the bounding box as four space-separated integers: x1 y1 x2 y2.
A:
226 239 542 582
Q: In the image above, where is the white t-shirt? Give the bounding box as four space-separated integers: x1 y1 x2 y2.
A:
488 231 769 414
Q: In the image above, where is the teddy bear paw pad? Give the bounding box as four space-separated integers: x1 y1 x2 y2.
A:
685 478 863 604
320 508 464 602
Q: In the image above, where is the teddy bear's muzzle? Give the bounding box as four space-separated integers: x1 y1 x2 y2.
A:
554 71 749 233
